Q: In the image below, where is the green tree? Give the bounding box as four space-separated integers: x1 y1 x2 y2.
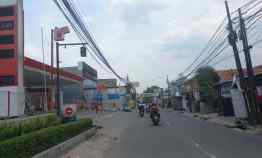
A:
196 66 220 103
143 85 160 93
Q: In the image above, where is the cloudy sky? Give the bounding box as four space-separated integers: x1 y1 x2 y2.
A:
24 0 262 92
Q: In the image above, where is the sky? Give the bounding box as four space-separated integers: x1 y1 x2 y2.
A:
24 0 262 92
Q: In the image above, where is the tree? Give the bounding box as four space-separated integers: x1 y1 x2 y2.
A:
143 85 161 93
196 66 220 103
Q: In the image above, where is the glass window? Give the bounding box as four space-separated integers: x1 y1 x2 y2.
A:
0 49 14 59
0 7 14 17
0 35 14 44
0 21 14 31
0 75 15 86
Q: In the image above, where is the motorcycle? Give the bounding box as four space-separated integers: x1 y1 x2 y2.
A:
150 105 160 125
145 104 150 113
139 107 145 117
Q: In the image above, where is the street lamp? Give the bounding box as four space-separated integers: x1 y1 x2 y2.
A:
53 26 70 116
53 26 89 116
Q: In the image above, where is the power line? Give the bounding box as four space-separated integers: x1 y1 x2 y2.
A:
51 0 110 73
241 0 262 11
182 0 262 79
182 20 227 74
52 0 125 81
211 35 262 66
65 0 124 80
247 12 262 30
184 39 229 78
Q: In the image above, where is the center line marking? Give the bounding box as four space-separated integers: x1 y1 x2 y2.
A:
166 121 171 126
192 140 217 158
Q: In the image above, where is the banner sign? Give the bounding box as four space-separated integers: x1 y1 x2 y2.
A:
108 94 120 100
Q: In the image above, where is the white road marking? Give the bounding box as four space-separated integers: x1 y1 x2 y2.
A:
99 113 114 121
166 121 171 126
192 140 217 158
105 114 113 118
233 128 243 132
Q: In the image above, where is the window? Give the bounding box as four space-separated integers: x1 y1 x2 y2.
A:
0 7 14 17
0 35 14 44
0 49 14 59
0 75 15 86
0 21 14 31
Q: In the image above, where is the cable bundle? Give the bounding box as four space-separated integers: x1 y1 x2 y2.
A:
182 0 262 79
52 0 125 82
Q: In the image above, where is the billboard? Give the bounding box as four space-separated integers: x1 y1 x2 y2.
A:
98 79 117 88
78 61 97 81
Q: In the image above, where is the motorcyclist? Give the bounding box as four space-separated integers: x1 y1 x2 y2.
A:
149 102 160 125
137 102 145 113
150 97 161 119
150 103 160 116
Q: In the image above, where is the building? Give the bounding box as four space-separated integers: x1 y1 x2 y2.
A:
0 0 98 117
97 79 122 109
0 0 25 117
181 77 201 112
215 65 262 116
168 76 187 110
0 56 85 117
24 57 84 114
63 62 98 109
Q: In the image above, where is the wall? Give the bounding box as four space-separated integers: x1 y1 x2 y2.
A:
83 79 97 108
62 83 82 104
101 87 121 109
0 87 24 117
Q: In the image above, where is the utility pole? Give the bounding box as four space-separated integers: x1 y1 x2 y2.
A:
55 42 88 116
225 1 253 124
51 29 54 80
51 29 55 114
238 8 260 124
56 42 61 116
41 27 48 112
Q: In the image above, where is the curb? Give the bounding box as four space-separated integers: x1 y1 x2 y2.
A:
180 112 262 135
181 112 237 128
33 127 98 158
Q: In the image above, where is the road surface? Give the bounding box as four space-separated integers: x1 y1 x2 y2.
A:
63 110 262 158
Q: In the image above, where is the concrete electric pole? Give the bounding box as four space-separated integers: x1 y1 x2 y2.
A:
225 1 253 125
238 8 260 124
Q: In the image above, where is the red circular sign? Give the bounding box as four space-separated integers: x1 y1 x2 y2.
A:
65 107 73 116
97 84 106 92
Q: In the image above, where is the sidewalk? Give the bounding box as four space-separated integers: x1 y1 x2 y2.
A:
180 111 262 135
197 113 236 127
61 111 121 158
77 110 117 126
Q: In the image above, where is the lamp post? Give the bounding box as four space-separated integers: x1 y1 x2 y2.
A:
53 26 70 116
55 41 88 116
53 26 90 116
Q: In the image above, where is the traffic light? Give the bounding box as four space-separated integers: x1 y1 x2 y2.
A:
80 46 87 57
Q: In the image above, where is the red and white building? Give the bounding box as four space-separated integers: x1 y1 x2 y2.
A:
0 0 97 117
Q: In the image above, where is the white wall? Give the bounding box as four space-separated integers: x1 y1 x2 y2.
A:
0 87 25 117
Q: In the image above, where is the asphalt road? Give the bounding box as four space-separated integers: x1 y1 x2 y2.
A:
104 110 262 158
